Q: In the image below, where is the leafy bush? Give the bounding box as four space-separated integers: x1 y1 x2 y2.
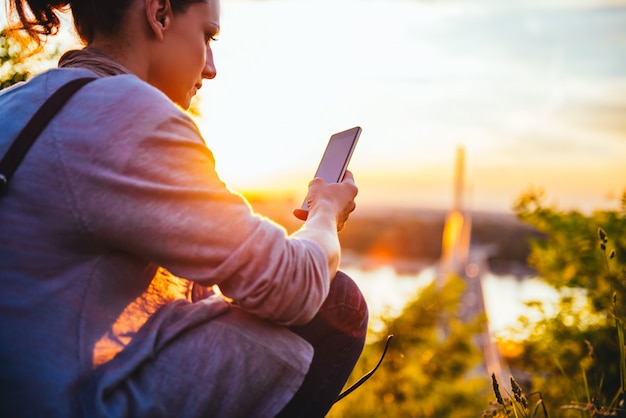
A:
486 188 626 417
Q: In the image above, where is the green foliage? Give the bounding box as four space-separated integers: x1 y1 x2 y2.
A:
0 28 60 90
514 188 626 316
500 187 626 416
337 187 626 417
0 29 30 89
329 275 489 417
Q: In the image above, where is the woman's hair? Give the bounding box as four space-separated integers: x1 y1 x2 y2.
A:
8 0 205 45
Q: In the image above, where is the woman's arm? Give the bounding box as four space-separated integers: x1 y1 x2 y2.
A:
61 77 345 325
292 172 358 278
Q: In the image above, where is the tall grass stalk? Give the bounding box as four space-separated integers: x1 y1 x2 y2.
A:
601 228 625 416
612 294 625 417
486 374 549 418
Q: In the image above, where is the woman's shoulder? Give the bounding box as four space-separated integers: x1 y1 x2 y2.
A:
1 68 204 153
57 69 200 135
32 68 185 116
2 68 185 118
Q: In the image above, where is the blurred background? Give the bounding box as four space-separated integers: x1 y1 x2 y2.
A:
198 0 626 214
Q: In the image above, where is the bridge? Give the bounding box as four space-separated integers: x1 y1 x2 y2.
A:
437 146 511 387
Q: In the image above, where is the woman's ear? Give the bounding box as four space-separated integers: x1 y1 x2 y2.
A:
145 0 172 41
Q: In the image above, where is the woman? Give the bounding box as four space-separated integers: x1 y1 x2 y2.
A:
0 0 368 417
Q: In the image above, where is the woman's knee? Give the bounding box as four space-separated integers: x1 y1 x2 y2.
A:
321 271 369 338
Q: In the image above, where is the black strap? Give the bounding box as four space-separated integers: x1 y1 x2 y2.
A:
334 334 393 403
0 77 96 196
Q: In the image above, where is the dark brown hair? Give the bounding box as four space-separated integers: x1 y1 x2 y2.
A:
9 0 206 45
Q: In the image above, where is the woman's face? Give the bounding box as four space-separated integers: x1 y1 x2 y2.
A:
151 0 220 109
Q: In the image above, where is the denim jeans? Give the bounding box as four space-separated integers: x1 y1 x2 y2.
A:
276 271 369 418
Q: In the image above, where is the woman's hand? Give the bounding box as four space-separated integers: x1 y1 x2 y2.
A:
293 171 358 231
291 171 358 276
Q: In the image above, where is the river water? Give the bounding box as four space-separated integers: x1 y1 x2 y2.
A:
343 263 562 340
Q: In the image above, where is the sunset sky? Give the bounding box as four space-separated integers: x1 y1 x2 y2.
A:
3 0 625 214
196 0 626 214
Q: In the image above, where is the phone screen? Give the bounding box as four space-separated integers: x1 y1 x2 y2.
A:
301 126 361 210
313 127 361 183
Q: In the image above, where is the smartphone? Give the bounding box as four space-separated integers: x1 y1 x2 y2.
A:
300 126 362 211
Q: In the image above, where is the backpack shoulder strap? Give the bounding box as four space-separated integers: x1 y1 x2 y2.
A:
0 77 96 196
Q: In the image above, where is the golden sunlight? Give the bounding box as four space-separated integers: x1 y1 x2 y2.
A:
195 0 626 214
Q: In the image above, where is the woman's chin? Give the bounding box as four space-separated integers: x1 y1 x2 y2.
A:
175 95 193 110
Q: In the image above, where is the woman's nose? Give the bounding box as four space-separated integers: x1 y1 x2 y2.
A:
203 46 217 79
